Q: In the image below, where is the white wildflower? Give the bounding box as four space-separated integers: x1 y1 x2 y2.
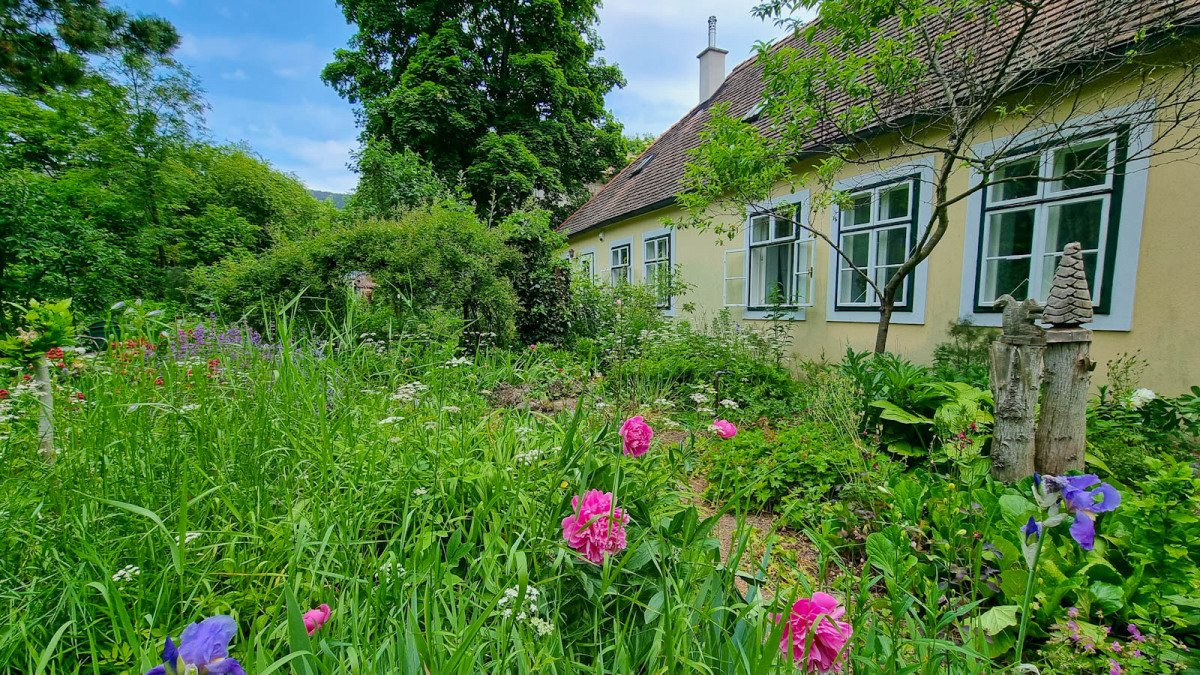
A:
514 447 543 465
653 398 675 409
174 532 202 545
444 356 472 367
719 399 739 409
1128 388 1156 409
112 565 140 583
413 487 428 496
378 416 405 425
441 405 460 414
689 392 709 405
180 404 199 412
530 617 555 636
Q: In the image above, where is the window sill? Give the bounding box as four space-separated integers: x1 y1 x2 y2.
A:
740 308 807 321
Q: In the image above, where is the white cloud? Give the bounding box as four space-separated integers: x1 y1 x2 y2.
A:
596 0 812 135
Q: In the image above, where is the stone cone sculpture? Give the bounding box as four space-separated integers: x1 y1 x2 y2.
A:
1042 242 1093 327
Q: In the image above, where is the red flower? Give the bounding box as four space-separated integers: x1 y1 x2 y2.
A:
46 347 64 360
0 389 8 399
75 392 85 401
22 374 31 382
154 377 164 386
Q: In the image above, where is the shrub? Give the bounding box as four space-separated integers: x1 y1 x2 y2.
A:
499 210 572 346
702 423 876 525
192 204 518 342
932 319 998 387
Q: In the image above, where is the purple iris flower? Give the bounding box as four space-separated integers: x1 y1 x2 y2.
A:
146 615 245 675
1022 516 1042 541
1032 473 1121 551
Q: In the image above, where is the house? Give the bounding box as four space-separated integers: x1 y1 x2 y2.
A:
559 5 1200 394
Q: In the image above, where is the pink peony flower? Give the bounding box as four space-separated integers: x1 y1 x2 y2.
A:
619 416 654 457
302 604 331 635
710 419 737 439
777 592 853 672
561 490 630 564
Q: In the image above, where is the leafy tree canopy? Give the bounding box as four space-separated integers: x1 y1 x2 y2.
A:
322 0 628 219
0 0 179 93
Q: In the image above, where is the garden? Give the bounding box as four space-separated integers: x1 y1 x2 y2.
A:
1 274 1198 675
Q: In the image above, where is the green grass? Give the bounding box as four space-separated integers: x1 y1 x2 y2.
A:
0 330 799 674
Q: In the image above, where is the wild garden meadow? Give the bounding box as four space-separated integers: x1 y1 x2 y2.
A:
1 285 1198 675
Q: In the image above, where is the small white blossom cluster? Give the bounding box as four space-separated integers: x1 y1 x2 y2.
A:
514 426 533 437
594 401 610 410
175 532 202 545
690 383 717 415
719 399 739 409
358 332 387 354
377 558 406 582
1128 388 1156 410
498 585 550 632
392 382 429 404
442 356 472 368
378 416 405 425
112 565 140 583
513 447 543 466
441 405 461 414
413 487 428 496
653 398 676 409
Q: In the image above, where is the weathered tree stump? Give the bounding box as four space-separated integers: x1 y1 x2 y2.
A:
1034 243 1094 475
34 357 55 464
989 296 1045 482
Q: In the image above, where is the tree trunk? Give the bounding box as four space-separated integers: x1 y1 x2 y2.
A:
989 341 1044 481
1035 329 1093 475
874 296 896 354
34 358 55 464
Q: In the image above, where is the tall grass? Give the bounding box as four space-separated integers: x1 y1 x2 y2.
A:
0 322 801 674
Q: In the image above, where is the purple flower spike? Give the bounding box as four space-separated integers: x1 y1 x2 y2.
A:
1023 516 1041 540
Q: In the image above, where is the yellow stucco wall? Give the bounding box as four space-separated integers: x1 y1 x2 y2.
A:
566 108 1200 394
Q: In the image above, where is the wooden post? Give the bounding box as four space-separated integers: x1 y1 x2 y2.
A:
989 295 1045 482
34 357 56 464
1035 243 1094 475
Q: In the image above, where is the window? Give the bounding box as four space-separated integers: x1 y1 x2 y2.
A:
643 234 672 308
609 244 631 285
835 179 917 309
578 252 595 280
976 134 1120 310
747 205 814 308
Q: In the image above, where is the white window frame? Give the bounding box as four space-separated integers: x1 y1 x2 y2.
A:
723 248 747 308
974 133 1118 310
742 190 811 321
826 158 934 325
834 180 916 309
576 249 596 281
608 239 632 286
641 227 676 314
959 101 1153 332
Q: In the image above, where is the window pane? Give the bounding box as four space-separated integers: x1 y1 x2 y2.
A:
750 215 771 242
981 257 1033 303
992 157 1040 202
986 209 1036 257
846 194 872 227
840 268 869 304
1046 199 1104 252
1052 139 1110 192
1039 251 1099 303
843 232 870 268
876 227 909 266
773 213 794 239
879 184 910 220
764 243 793 304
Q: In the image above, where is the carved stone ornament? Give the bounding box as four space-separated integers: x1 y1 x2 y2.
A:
994 294 1046 345
1042 242 1093 327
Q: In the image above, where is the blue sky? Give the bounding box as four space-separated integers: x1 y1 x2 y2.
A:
115 1 791 193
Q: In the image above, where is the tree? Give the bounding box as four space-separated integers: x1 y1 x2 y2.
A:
322 0 627 219
676 0 1200 353
0 0 178 93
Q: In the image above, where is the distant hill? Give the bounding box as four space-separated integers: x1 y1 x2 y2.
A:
309 189 350 208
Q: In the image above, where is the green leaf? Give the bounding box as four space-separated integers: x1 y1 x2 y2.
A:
865 531 901 577
870 400 933 426
644 589 665 624
974 605 1018 636
1089 581 1125 614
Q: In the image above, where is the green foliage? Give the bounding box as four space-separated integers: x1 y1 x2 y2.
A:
702 423 881 525
0 0 179 93
932 319 999 387
194 205 519 343
0 299 75 364
323 0 628 218
498 210 572 346
348 138 451 218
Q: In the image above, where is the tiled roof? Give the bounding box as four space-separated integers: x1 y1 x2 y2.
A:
560 1 1200 237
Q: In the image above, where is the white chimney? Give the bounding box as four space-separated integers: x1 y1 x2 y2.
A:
697 16 728 103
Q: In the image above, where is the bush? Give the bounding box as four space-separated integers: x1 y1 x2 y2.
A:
932 319 998 387
702 423 877 525
192 204 519 342
499 210 572 346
